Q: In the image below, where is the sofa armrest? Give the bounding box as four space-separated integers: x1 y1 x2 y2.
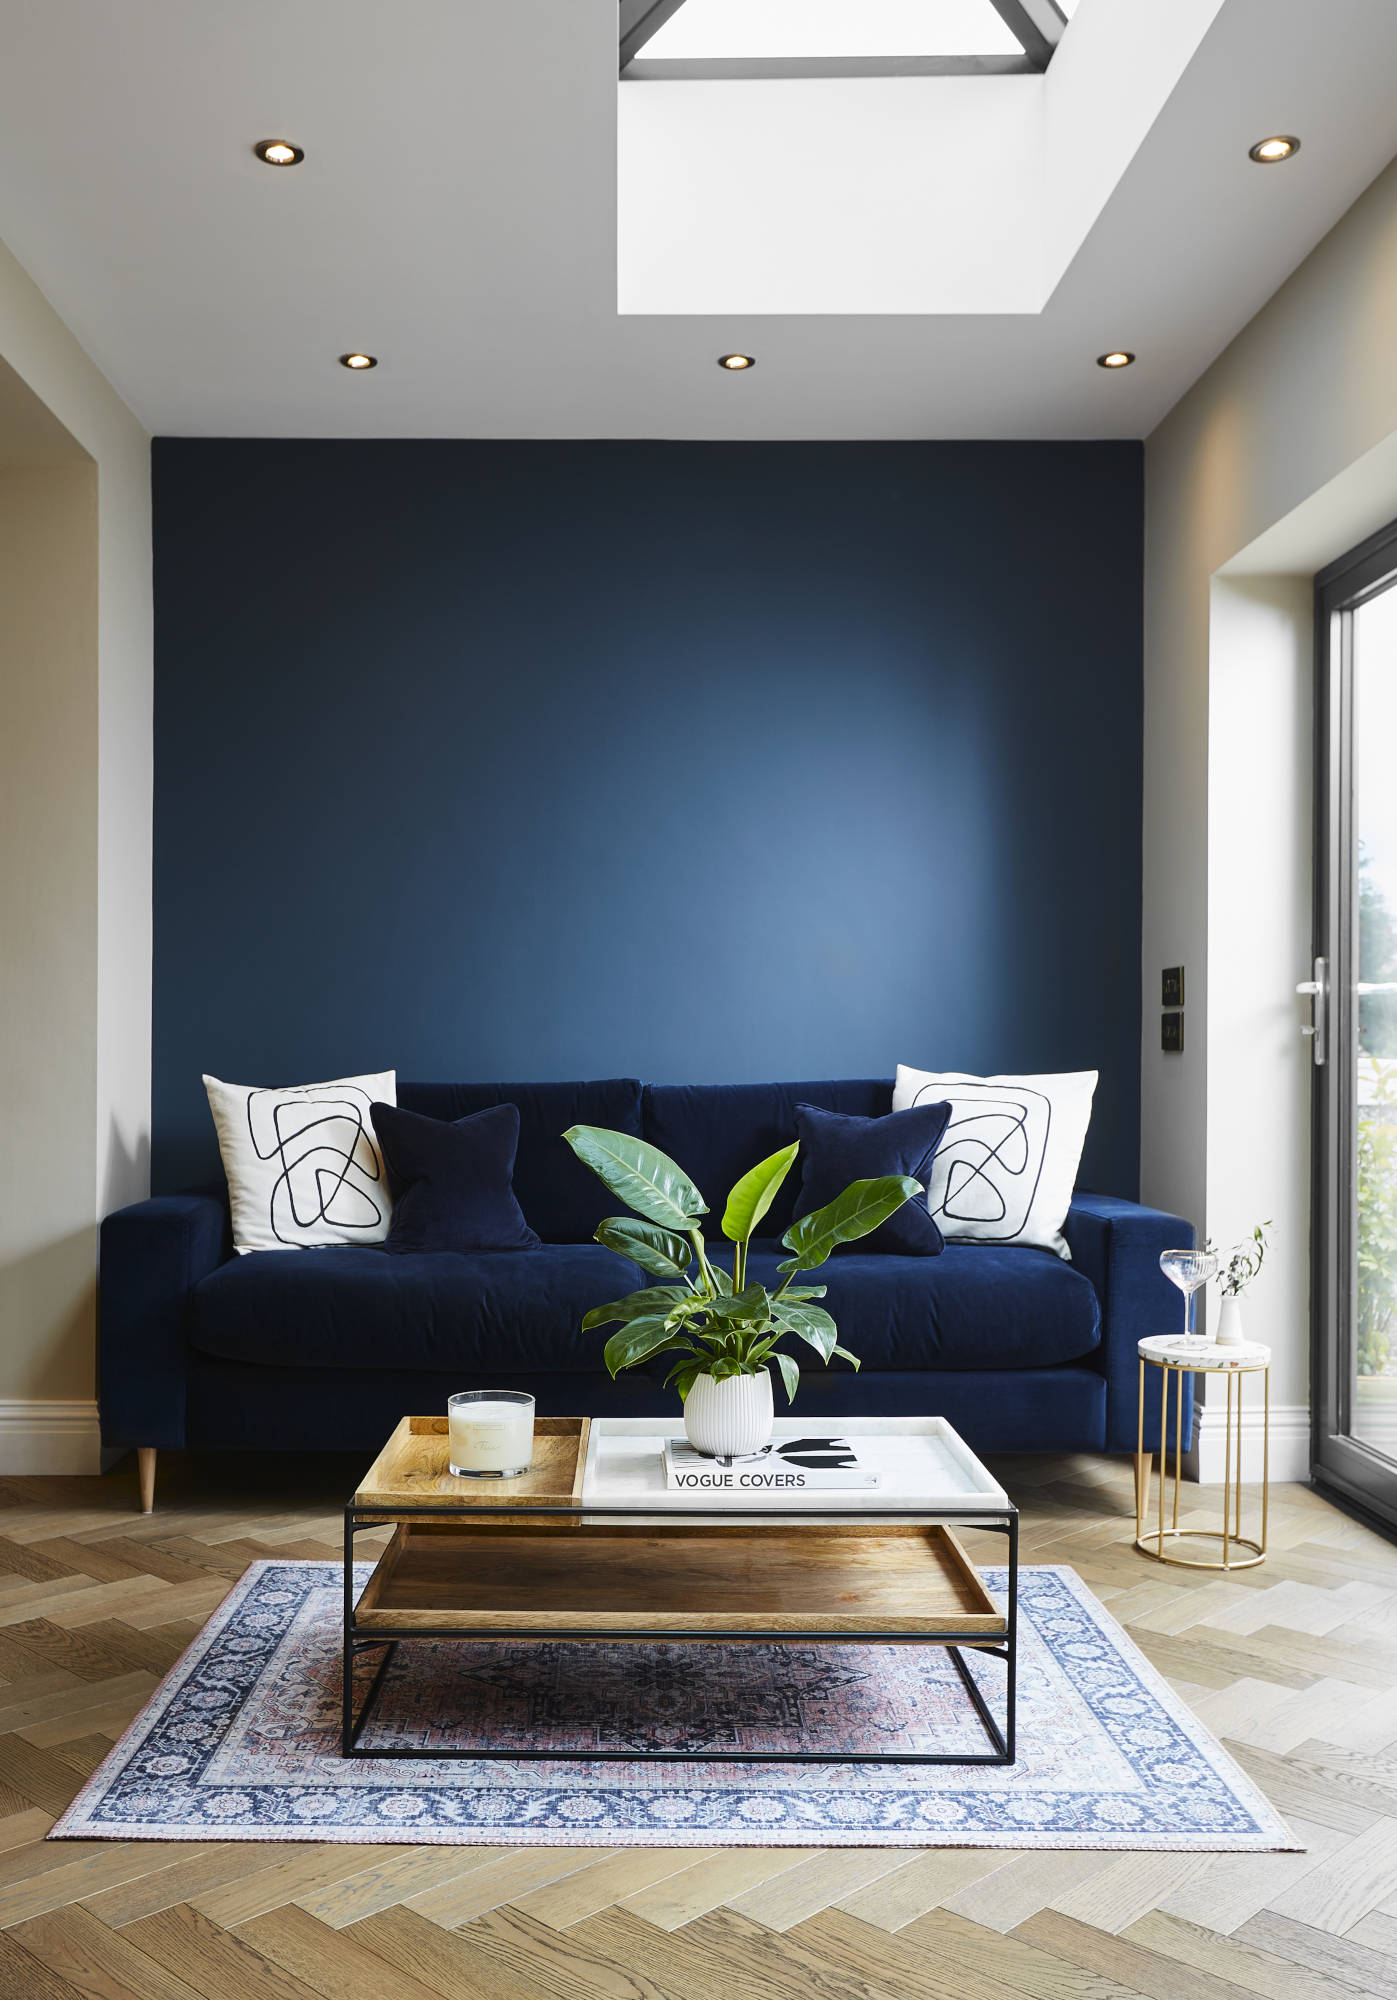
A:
99 1195 229 1449
1065 1193 1195 1453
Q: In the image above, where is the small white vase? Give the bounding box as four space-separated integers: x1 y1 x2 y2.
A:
1215 1294 1246 1347
683 1369 774 1459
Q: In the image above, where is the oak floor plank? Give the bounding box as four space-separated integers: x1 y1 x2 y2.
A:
354 1903 621 2000
1124 1909 1368 2000
834 1847 1021 1931
292 1842 516 1928
1014 1907 1276 2000
579 1903 937 2000
0 1926 86 2000
16 1674 157 1748
82 1843 304 1928
188 1846 402 1929
1049 1854 1210 1936
1233 1910 1397 1999
616 1846 817 1931
1345 1906 1397 1956
236 1903 462 2000
1266 1817 1397 1935
122 1903 329 2000
10 1902 209 2000
0 1842 195 1930
906 1907 1144 2000
786 1907 1025 2000
942 1852 1121 1936
30 1539 148 1586
509 1848 718 1929
401 1845 610 1926
721 1847 914 1932
8 1618 181 1682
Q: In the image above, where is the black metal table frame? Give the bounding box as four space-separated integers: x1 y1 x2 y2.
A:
341 1501 1018 1766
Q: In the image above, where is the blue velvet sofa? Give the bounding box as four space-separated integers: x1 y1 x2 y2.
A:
100 1078 1192 1465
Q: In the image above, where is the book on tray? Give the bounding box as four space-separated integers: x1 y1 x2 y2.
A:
662 1435 881 1491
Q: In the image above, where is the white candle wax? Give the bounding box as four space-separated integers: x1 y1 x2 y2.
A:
448 1399 534 1474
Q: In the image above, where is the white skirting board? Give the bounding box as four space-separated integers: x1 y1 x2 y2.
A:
0 1400 104 1475
1183 1399 1311 1485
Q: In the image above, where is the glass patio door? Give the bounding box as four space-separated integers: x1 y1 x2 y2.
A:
1313 524 1397 1531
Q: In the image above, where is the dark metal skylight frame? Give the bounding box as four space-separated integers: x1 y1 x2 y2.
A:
619 0 1068 79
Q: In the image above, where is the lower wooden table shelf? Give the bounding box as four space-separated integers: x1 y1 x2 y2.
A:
343 1415 1018 1766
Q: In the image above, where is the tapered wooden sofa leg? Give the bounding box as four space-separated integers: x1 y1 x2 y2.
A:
137 1448 157 1515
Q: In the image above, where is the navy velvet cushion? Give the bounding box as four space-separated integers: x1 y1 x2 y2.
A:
398 1079 642 1242
741 1241 1101 1370
189 1242 644 1373
790 1100 951 1255
372 1101 540 1255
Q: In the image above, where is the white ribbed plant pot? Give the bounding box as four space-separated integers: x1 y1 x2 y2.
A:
683 1369 775 1459
1215 1295 1246 1347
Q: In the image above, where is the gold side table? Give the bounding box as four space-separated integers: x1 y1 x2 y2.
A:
1134 1336 1270 1570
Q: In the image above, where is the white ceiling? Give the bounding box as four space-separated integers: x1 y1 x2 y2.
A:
0 0 1395 439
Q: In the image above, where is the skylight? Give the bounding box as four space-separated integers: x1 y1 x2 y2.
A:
620 0 1069 76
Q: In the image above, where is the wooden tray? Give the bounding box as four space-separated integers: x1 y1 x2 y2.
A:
354 1519 1006 1639
354 1416 589 1513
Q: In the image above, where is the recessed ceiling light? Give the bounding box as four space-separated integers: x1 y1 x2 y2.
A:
339 353 377 370
1097 351 1135 370
254 139 304 166
1249 135 1300 164
717 353 755 371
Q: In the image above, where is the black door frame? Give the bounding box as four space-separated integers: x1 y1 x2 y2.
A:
1312 516 1397 1534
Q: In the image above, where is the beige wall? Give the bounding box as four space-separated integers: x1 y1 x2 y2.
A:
1144 150 1397 1475
0 243 151 1471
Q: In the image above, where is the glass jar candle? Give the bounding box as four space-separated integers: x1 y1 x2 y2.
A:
447 1390 535 1477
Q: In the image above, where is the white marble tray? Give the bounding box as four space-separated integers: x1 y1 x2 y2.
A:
579 1415 1010 1514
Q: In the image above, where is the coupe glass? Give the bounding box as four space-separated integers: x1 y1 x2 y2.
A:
1159 1248 1219 1352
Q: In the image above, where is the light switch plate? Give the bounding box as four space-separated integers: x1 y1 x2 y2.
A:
1162 966 1185 1008
1161 1011 1184 1053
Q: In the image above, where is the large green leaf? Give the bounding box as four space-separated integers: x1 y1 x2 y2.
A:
772 1352 800 1404
771 1301 838 1363
702 1283 770 1326
594 1217 693 1280
602 1316 689 1377
779 1175 923 1272
563 1126 707 1231
721 1142 799 1245
582 1284 689 1333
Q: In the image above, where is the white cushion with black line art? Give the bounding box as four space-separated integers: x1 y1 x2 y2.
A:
892 1065 1097 1260
203 1070 396 1253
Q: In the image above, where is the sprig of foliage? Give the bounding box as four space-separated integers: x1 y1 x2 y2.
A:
1215 1221 1273 1299
564 1125 921 1406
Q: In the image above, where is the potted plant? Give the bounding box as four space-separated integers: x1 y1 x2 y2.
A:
1212 1221 1272 1347
563 1125 921 1458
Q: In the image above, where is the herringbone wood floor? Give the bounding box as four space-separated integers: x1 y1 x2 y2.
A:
0 1451 1392 1999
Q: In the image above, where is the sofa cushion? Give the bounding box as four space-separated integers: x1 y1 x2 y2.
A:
743 1241 1100 1371
641 1081 891 1242
791 1100 951 1256
190 1243 645 1374
374 1101 540 1256
397 1080 642 1243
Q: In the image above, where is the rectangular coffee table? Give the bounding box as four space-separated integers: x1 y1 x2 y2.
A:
343 1414 1018 1765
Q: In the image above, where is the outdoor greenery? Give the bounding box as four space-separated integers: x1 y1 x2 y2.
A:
1358 843 1397 1382
1359 1062 1397 1381
562 1125 921 1406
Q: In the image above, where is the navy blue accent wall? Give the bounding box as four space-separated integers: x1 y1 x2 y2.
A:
151 439 1144 1196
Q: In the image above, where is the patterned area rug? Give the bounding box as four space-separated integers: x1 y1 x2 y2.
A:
52 1561 1296 1851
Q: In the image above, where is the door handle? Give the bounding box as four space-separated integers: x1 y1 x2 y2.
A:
1296 956 1328 1066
